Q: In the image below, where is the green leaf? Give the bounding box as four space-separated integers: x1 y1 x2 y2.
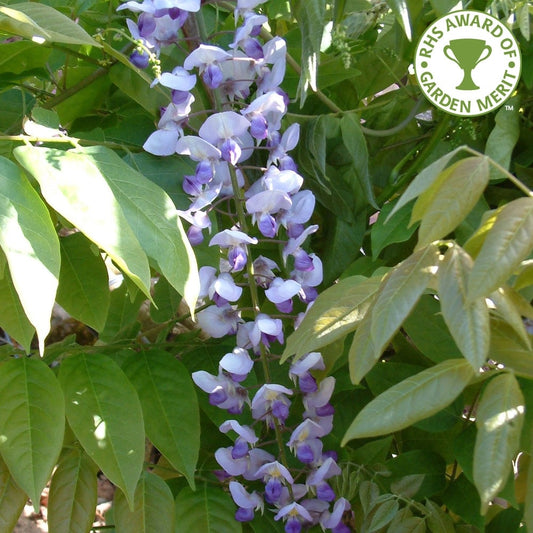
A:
0 456 27 532
14 146 152 299
115 471 175 533
75 146 198 313
0 41 50 75
370 244 439 358
424 499 455 533
0 253 35 352
0 357 65 509
281 275 382 362
342 359 474 443
415 156 489 248
386 148 463 222
0 5 51 41
59 353 145 509
490 321 533 379
47 448 99 533
402 295 462 364
442 473 484 530
468 197 533 301
0 3 100 46
150 276 181 323
438 246 489 372
0 156 60 353
174 485 241 533
371 201 418 257
473 373 525 514
98 282 145 343
293 0 326 103
122 350 200 489
340 113 377 208
369 498 399 531
56 233 110 332
348 299 376 384
489 286 531 349
526 436 533 533
485 99 520 181
386 0 412 40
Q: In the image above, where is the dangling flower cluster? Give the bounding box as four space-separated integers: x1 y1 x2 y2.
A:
119 0 351 530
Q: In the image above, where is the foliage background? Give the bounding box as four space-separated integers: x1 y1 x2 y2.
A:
0 0 532 531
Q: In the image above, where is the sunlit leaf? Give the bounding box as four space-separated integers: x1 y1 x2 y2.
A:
0 357 64 509
281 275 382 362
0 3 99 46
174 485 241 533
468 197 533 301
415 156 489 248
473 373 524 514
386 0 412 40
48 448 98 533
0 156 59 353
115 471 175 533
342 359 474 443
59 353 144 509
122 350 200 489
348 300 377 384
14 146 152 299
371 244 439 358
56 233 110 332
0 456 27 532
438 246 489 372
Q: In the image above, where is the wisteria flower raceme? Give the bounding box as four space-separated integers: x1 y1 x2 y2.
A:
122 0 352 528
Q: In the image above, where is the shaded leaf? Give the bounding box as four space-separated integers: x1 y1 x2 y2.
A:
371 244 439 358
424 499 455 533
0 3 99 46
386 147 462 221
342 359 474 443
0 41 50 75
526 436 533 533
48 448 98 533
473 373 525 514
59 353 144 509
122 350 200 489
369 498 399 531
0 357 64 509
14 146 152 299
0 456 27 532
281 275 382 362
340 113 377 208
174 485 241 533
115 471 175 533
415 157 489 248
56 233 110 332
0 156 59 353
0 253 34 352
438 246 489 372
371 201 418 257
468 197 533 301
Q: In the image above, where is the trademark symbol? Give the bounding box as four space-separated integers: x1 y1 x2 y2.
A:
505 104 514 111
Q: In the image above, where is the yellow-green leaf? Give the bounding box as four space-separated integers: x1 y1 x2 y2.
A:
415 156 489 248
473 373 525 514
281 275 382 363
468 197 533 301
438 246 489 372
342 359 474 444
348 300 378 384
371 244 439 358
489 321 533 379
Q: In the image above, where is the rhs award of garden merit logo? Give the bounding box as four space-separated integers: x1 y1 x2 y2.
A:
414 10 521 117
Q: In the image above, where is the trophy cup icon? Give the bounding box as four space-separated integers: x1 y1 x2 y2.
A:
443 39 492 90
